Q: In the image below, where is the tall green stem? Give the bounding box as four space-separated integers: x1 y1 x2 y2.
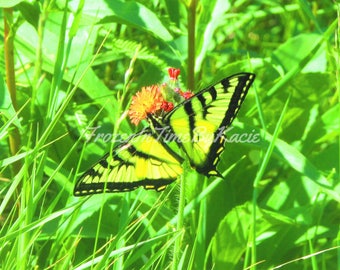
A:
4 8 21 174
187 0 197 91
30 0 48 143
172 171 186 270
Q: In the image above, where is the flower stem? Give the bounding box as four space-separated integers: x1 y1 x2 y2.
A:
187 0 197 91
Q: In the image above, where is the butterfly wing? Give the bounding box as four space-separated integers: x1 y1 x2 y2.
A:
162 73 255 176
74 129 184 196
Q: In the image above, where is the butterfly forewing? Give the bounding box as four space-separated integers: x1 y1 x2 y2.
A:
163 73 255 175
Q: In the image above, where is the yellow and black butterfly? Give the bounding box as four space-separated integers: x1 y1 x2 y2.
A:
74 73 255 196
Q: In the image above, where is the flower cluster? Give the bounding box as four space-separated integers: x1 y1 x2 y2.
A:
128 85 165 125
128 68 193 125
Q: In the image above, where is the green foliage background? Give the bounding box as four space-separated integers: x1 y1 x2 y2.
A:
0 0 339 269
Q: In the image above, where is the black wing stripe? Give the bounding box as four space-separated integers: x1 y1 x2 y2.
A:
183 100 196 139
222 75 253 127
75 179 175 195
197 90 208 118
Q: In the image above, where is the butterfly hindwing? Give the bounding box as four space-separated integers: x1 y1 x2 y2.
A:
162 73 255 175
74 129 184 196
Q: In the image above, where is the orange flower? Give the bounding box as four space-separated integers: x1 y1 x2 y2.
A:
128 85 165 125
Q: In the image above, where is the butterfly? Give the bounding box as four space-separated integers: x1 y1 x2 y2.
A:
74 72 255 196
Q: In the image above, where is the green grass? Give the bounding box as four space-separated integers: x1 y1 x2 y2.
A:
0 0 339 269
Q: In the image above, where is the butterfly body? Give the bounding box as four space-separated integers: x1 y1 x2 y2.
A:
74 73 255 196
